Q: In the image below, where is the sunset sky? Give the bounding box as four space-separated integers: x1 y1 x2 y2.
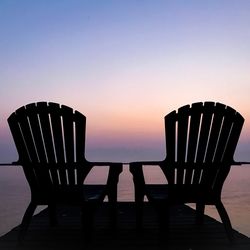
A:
1 0 250 162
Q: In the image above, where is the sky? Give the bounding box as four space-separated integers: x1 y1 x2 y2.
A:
1 0 250 163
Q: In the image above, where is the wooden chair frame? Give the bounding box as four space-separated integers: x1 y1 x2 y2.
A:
8 102 122 242
130 102 244 242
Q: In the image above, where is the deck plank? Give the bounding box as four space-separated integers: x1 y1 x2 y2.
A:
0 202 249 249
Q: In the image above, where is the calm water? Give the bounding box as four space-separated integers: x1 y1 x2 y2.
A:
0 165 250 237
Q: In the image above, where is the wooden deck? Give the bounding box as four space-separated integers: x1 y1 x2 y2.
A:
0 202 249 250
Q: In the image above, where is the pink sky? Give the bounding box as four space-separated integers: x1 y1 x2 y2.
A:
1 1 250 162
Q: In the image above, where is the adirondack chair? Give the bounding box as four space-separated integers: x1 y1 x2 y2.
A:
8 102 122 242
130 102 244 241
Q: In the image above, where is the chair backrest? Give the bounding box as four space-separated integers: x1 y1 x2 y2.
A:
8 102 88 192
163 102 244 189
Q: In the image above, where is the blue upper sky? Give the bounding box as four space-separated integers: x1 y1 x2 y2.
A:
1 0 250 162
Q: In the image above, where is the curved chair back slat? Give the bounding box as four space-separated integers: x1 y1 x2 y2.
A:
8 102 87 189
164 102 244 188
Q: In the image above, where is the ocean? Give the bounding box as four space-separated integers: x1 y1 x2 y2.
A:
0 164 250 237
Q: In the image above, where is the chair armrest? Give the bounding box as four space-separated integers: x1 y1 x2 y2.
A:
0 161 21 166
232 161 250 165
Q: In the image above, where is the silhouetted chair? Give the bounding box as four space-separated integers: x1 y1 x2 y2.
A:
130 102 244 241
8 102 122 242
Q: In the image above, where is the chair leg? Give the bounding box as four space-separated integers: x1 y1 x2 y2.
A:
108 199 117 230
156 201 169 240
18 202 37 243
48 204 58 226
106 162 122 229
134 191 144 231
215 201 234 242
107 185 118 229
81 202 97 242
196 203 205 225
